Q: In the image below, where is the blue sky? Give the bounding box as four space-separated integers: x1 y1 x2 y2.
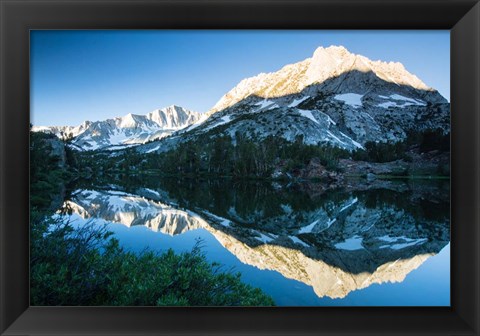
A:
31 30 450 126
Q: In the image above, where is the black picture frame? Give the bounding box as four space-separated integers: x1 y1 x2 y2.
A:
1 0 479 335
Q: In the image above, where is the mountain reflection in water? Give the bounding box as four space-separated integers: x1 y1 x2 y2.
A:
57 177 450 302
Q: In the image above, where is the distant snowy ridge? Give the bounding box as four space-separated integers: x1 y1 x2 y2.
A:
33 105 202 151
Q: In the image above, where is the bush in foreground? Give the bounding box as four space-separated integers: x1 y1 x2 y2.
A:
30 212 274 306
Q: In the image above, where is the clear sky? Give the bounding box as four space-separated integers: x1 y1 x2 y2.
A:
30 30 449 126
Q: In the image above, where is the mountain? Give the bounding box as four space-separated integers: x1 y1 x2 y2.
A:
64 189 204 234
139 45 449 153
34 45 450 154
208 45 439 113
33 105 202 151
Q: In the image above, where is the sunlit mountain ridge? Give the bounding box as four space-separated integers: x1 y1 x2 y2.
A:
138 45 449 152
208 45 437 114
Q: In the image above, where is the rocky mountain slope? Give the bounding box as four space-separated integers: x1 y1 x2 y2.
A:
33 105 201 151
139 45 449 153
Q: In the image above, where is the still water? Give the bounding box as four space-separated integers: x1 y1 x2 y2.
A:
55 176 450 306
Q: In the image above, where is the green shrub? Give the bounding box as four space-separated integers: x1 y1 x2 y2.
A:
30 212 274 306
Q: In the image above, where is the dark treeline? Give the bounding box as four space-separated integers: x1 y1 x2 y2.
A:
70 129 450 179
150 134 352 177
72 134 351 178
30 130 72 210
352 129 450 163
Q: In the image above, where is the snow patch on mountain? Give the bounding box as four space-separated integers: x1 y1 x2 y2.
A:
203 115 235 132
334 93 364 108
289 236 310 248
145 145 162 154
339 132 364 150
297 109 319 124
299 220 319 234
255 99 279 112
378 235 428 250
335 236 364 251
289 96 310 107
203 211 232 227
377 94 427 109
327 131 347 146
339 198 358 212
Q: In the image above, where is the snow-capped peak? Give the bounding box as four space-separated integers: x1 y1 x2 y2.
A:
307 45 430 90
118 113 141 128
209 45 433 114
146 105 200 129
153 44 449 154
33 105 203 151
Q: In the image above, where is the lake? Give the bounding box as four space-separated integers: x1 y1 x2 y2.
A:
53 176 450 306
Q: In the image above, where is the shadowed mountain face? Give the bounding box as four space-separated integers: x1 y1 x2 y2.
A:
138 46 449 154
59 178 450 299
138 70 449 153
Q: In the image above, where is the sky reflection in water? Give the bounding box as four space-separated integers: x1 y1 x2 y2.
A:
58 178 450 306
